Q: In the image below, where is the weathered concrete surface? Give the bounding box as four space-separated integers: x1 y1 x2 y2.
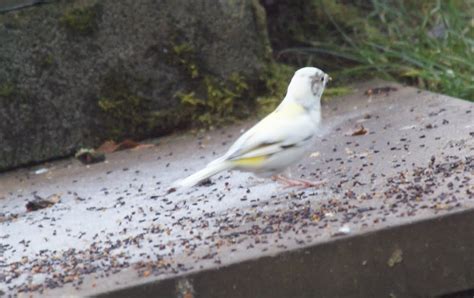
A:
0 0 270 171
0 81 473 297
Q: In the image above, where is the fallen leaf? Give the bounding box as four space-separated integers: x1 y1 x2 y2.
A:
131 143 155 151
142 270 151 277
96 139 154 153
115 139 140 151
346 125 368 136
26 194 61 212
96 140 119 153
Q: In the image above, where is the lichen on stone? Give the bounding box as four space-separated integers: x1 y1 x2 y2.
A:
59 4 101 35
0 82 15 98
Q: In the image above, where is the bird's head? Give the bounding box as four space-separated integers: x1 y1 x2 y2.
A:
286 67 330 108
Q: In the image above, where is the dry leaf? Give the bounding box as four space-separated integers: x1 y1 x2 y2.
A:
142 270 151 277
115 139 140 151
346 125 368 136
131 144 155 150
96 140 118 153
96 139 154 153
26 194 61 212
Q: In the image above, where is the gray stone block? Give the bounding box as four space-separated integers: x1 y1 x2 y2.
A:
0 0 270 171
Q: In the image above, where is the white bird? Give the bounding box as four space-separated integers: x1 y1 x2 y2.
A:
172 67 330 189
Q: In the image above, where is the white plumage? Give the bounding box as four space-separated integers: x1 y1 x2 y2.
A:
172 67 329 189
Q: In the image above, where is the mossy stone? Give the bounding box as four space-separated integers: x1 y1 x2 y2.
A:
0 0 271 171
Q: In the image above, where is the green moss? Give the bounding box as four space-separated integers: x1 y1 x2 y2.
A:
0 82 15 98
170 43 200 79
36 54 55 69
147 108 184 131
167 42 254 129
60 5 101 35
97 66 195 140
97 90 147 139
98 39 259 138
0 82 32 106
97 69 152 139
42 55 54 67
177 73 250 127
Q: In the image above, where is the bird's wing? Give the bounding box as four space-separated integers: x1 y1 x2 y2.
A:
224 102 315 161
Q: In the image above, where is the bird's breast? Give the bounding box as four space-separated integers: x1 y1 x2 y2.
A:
309 107 321 126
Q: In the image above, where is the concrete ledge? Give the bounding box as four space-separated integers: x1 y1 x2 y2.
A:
100 208 474 298
0 80 472 297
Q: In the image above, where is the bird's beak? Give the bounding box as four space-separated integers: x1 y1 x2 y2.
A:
323 74 331 86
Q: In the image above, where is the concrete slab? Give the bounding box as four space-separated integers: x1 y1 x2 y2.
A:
0 80 473 297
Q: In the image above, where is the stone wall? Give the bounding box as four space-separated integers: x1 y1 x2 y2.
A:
0 0 270 170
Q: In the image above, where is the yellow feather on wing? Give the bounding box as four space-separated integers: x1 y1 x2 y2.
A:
226 102 307 165
231 156 267 167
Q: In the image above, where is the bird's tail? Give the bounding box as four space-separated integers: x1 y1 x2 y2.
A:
171 159 232 189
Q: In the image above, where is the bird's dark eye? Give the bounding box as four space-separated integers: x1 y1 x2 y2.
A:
320 77 324 82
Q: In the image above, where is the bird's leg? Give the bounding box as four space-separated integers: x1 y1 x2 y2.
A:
272 174 326 188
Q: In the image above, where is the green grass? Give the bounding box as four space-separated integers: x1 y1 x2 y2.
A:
278 0 473 101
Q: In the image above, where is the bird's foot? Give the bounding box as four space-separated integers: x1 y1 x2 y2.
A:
272 175 326 188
